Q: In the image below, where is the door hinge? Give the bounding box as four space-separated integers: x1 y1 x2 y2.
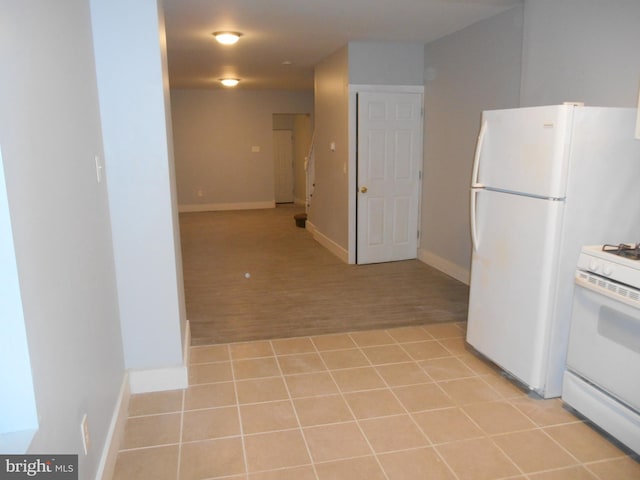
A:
419 171 422 180
417 230 420 239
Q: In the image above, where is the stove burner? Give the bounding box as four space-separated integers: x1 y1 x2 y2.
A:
602 243 640 260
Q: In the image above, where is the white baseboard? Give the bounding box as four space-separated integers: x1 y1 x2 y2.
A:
306 221 348 263
418 248 470 285
179 201 275 213
96 374 130 480
128 320 190 394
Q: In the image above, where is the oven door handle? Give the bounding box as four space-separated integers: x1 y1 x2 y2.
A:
575 272 640 310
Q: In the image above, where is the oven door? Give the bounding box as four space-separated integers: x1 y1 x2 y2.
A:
566 274 640 413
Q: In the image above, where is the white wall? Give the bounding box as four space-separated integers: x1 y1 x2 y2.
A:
420 6 524 283
520 0 640 107
171 89 313 211
0 0 124 475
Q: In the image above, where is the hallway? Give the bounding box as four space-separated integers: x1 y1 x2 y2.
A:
179 205 469 345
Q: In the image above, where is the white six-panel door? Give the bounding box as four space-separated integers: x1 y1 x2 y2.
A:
356 92 423 264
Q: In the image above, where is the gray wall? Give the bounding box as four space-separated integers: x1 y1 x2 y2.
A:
311 46 351 249
0 0 124 475
520 0 640 107
421 6 524 282
420 0 640 283
171 89 313 210
349 41 425 86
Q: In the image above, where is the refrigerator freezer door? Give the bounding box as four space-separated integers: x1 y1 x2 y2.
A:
476 106 573 199
467 189 563 394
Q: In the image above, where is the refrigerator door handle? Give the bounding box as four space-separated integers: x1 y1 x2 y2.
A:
470 187 479 252
471 120 487 188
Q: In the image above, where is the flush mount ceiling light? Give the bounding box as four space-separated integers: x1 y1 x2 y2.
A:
220 78 240 87
213 31 242 45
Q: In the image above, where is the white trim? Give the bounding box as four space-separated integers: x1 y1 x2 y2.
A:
418 248 470 285
128 365 188 394
95 374 130 480
306 221 349 263
178 201 275 213
128 321 190 394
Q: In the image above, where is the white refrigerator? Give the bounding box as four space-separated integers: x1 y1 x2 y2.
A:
466 104 640 398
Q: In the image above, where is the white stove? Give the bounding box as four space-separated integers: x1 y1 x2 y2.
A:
563 243 640 455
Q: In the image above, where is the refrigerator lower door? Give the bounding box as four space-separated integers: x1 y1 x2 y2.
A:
467 189 563 395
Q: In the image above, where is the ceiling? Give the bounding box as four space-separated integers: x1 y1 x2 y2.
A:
162 0 521 91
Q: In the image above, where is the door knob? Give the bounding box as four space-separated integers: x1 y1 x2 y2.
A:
360 186 368 193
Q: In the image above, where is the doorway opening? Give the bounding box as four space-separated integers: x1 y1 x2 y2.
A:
272 113 312 206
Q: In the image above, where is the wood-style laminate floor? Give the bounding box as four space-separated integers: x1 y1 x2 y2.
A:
180 205 469 345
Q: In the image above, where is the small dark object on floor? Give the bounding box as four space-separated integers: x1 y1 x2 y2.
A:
294 213 307 228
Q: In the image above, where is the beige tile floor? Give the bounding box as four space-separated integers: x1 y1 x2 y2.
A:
113 323 640 479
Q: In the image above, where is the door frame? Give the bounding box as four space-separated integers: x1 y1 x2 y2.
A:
347 84 425 264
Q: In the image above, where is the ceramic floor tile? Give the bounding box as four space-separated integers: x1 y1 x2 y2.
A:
361 345 412 365
113 325 639 480
412 407 484 444
510 396 583 427
331 367 386 392
545 422 628 462
293 394 354 426
392 383 454 412
277 352 326 375
349 329 395 347
240 400 299 434
189 361 233 385
314 456 387 480
128 389 183 417
438 337 471 356
180 437 245 479
423 322 465 339
233 357 281 380
244 430 311 472
311 333 357 351
190 344 230 364
343 388 405 419
247 465 317 480
492 429 578 473
375 362 432 386
359 414 429 453
438 377 502 405
230 340 274 360
585 456 640 479
272 337 316 355
182 406 241 442
527 466 599 480
112 445 178 480
402 340 451 361
386 326 434 343
303 422 372 462
121 413 181 449
284 372 339 398
378 447 456 480
319 349 369 370
462 400 536 435
436 437 521 480
419 356 475 381
236 377 289 404
184 382 236 410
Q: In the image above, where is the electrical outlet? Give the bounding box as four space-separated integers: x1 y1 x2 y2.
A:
81 414 90 455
